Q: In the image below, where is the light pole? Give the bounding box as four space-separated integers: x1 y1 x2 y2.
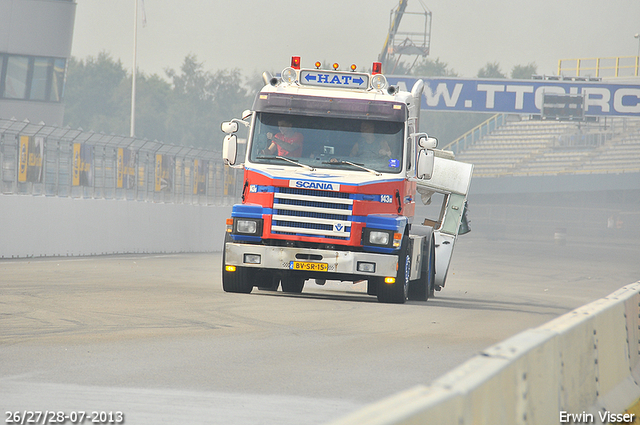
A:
635 34 640 77
130 0 138 138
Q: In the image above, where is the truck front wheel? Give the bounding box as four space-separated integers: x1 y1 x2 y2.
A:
377 239 410 304
222 234 254 294
222 266 255 293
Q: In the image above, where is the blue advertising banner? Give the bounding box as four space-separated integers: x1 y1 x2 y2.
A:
388 76 640 117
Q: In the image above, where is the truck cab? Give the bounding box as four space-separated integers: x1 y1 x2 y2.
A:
220 57 472 304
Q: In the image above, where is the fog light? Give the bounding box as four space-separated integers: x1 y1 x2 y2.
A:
357 262 376 273
384 277 395 284
244 254 261 264
225 265 237 272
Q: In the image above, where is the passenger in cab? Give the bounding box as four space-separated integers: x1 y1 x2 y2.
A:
350 121 392 159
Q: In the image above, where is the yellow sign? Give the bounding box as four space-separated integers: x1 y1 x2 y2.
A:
116 148 124 189
155 154 162 192
193 159 199 195
72 143 81 186
192 159 207 195
18 136 29 182
72 143 91 186
116 148 136 189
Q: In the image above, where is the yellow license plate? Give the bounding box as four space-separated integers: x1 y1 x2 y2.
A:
290 261 328 272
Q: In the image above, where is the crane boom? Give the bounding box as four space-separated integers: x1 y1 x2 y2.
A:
379 0 432 74
378 0 408 71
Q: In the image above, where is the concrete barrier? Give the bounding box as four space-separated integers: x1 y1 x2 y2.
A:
0 195 231 257
328 282 640 425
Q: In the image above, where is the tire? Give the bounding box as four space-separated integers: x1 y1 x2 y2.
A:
408 272 427 301
408 237 435 302
281 275 305 293
221 233 254 294
222 266 254 293
377 238 410 304
426 240 436 299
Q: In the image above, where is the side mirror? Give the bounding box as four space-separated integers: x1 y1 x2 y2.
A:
417 149 434 179
223 134 238 166
220 121 238 134
417 134 438 149
221 121 238 134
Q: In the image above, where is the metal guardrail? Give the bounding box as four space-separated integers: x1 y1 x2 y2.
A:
441 113 506 155
0 118 242 204
558 56 640 78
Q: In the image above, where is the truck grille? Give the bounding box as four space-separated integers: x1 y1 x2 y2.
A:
272 187 353 239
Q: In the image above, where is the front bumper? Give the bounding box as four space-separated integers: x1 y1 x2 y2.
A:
224 242 398 277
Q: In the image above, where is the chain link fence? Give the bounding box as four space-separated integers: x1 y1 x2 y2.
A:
0 118 243 205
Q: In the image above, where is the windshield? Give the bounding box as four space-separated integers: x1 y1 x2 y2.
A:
249 113 405 174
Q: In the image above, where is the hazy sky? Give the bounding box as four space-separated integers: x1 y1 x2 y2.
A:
71 0 640 80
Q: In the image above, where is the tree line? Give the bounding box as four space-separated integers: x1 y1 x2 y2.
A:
64 52 257 150
63 53 537 149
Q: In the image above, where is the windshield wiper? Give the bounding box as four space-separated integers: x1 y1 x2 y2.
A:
257 155 315 171
322 160 381 176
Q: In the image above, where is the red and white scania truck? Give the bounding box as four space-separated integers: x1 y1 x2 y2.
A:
220 57 472 304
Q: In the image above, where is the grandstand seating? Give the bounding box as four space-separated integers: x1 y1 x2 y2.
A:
579 132 640 173
455 116 640 177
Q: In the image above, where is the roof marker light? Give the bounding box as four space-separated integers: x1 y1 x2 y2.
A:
333 63 339 70
291 56 301 70
372 62 382 75
350 64 357 72
315 61 322 69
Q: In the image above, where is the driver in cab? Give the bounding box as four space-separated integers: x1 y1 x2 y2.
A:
261 119 304 158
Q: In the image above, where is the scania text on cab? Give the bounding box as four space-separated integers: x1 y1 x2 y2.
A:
220 57 472 304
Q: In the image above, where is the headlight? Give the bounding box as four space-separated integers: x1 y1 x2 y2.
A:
369 231 390 245
364 229 402 248
236 219 258 234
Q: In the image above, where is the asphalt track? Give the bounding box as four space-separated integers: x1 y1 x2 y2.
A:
1 233 638 424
